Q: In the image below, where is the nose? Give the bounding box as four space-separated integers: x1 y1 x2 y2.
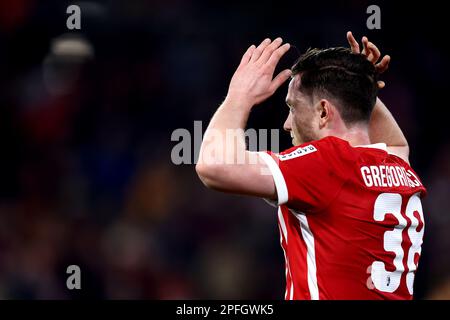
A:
283 112 292 132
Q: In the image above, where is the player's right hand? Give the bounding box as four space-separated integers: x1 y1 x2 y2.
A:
226 38 292 108
346 31 390 89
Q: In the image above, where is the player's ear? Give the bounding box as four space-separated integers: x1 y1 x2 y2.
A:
318 99 332 128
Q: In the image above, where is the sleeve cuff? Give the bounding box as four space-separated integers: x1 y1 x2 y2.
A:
257 152 289 206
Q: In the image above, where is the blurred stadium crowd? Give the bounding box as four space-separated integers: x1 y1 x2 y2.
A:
0 0 449 299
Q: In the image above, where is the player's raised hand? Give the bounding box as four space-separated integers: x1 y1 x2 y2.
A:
227 37 291 107
346 31 390 89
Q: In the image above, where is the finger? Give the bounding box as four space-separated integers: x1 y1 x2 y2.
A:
347 31 360 54
250 38 272 62
239 44 256 66
361 36 369 56
375 55 390 74
266 43 291 73
270 69 292 93
377 81 385 89
257 37 283 64
367 42 381 63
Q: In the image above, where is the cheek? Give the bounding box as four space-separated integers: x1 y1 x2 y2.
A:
292 114 301 131
291 116 306 138
293 111 312 130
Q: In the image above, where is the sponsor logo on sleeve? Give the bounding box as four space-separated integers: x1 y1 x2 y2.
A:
277 145 317 161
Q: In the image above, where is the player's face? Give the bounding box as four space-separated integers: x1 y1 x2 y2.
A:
284 75 321 145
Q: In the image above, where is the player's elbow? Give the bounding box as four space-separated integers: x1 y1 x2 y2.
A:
195 163 225 190
195 163 212 187
403 144 410 157
397 139 409 157
400 144 410 163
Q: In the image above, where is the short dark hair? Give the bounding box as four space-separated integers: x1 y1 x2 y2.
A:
291 47 379 124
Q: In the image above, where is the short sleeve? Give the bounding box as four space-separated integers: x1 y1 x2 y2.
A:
258 137 351 212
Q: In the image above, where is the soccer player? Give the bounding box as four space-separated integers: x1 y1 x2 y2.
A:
195 32 426 300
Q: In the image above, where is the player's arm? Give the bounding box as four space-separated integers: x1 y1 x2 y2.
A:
347 32 410 163
195 38 291 200
369 98 409 163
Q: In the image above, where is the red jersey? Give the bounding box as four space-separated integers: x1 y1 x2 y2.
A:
258 136 426 300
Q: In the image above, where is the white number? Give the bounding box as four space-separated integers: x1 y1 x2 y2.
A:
370 192 424 294
372 193 405 292
405 193 425 294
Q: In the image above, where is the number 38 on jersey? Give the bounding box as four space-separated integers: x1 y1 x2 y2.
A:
368 192 424 294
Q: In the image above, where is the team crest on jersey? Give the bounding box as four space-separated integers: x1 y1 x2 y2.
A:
278 145 317 161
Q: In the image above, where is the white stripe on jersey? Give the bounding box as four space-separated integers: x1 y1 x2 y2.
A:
257 152 289 205
278 207 294 300
291 210 319 300
278 207 288 241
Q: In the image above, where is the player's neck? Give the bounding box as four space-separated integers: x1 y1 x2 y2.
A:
326 123 371 147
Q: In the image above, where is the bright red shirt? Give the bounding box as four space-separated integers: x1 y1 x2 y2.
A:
259 136 426 300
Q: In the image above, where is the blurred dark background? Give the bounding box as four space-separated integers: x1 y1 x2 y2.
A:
0 0 449 299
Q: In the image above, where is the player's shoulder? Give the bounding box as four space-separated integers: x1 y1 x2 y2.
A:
277 141 319 160
276 136 355 165
279 136 349 155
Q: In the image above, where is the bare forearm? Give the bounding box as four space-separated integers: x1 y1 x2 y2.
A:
369 97 408 148
197 97 251 167
195 38 290 198
196 98 268 193
197 38 290 169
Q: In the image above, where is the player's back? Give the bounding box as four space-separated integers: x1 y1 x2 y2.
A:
311 138 426 299
262 136 426 300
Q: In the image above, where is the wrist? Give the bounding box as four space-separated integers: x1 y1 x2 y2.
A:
224 93 255 111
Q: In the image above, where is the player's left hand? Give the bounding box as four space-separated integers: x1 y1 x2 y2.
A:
346 31 390 89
